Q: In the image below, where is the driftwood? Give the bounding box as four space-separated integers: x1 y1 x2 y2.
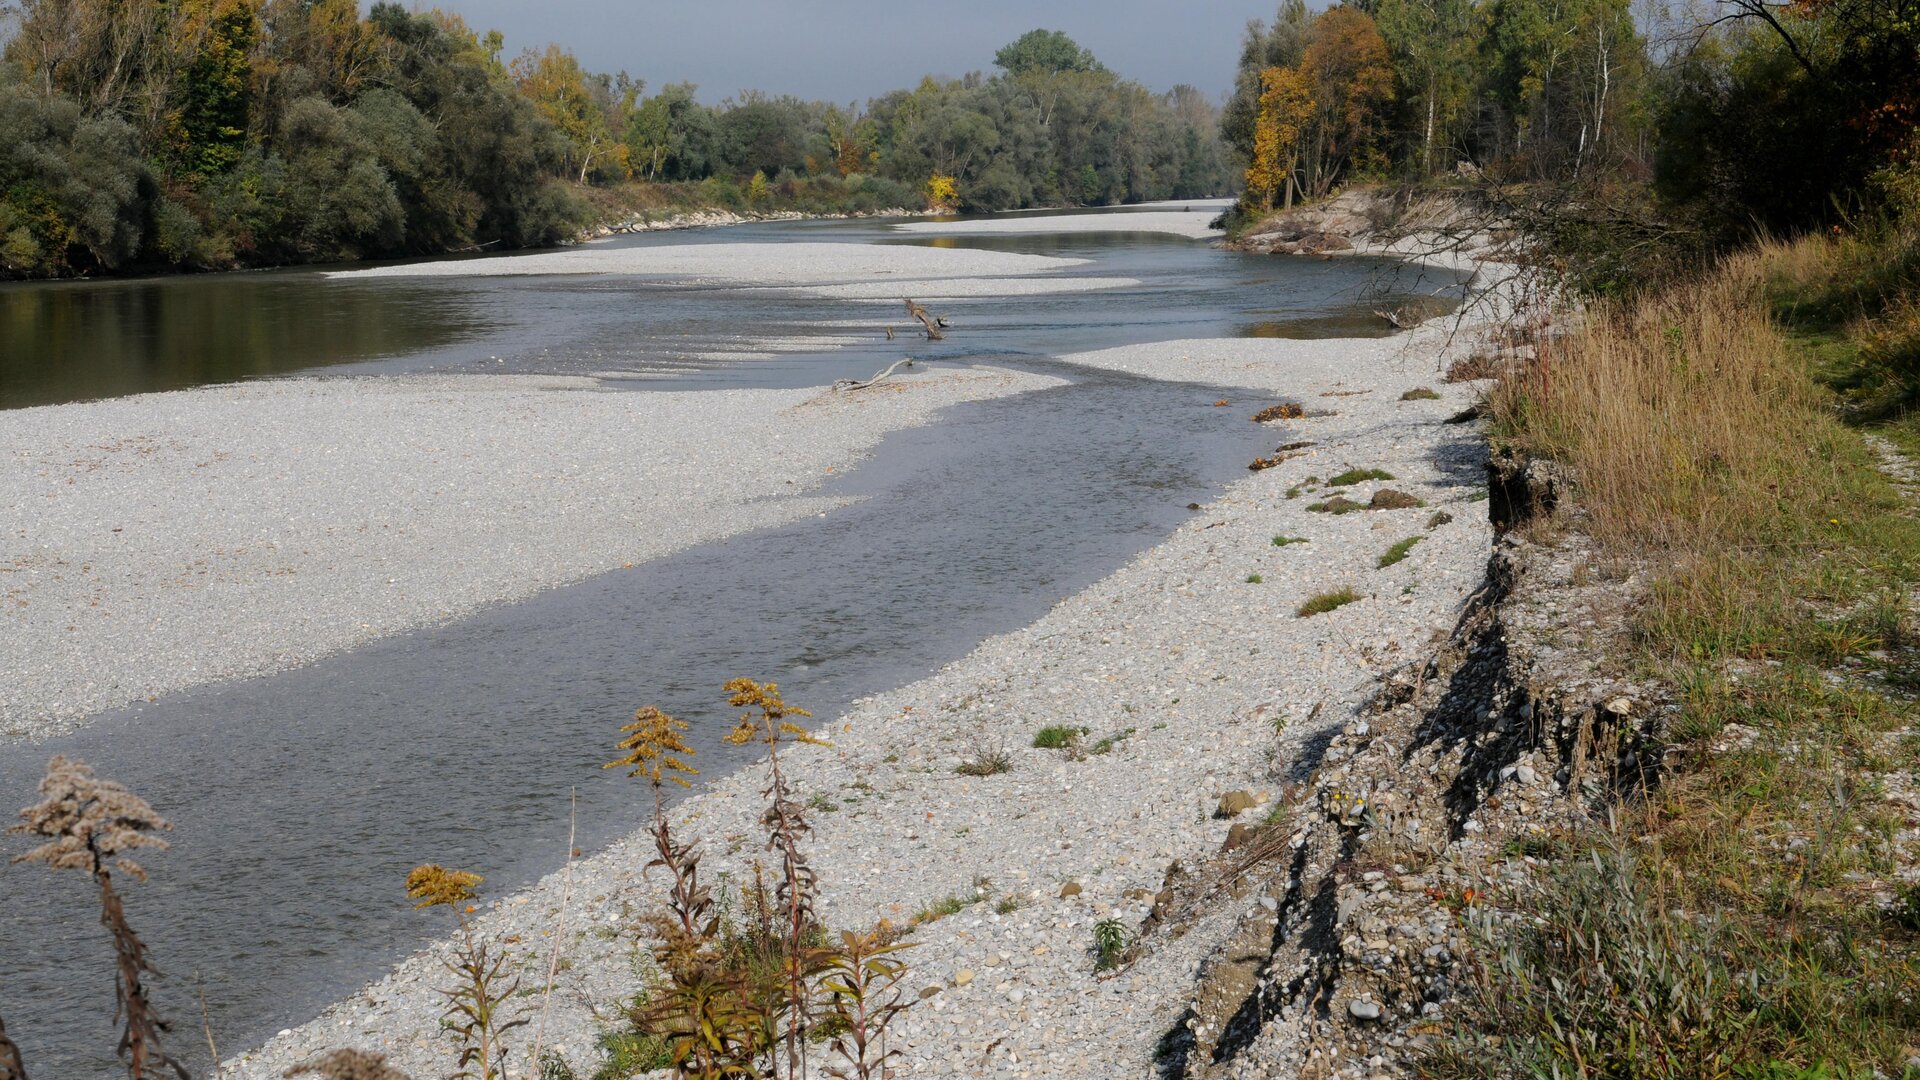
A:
903 299 945 340
834 357 919 391
1373 304 1431 330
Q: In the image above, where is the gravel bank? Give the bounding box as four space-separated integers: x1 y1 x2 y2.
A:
223 321 1495 1079
890 207 1225 241
326 241 1093 288
0 366 1061 740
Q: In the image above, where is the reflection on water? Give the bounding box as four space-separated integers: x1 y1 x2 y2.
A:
0 274 488 409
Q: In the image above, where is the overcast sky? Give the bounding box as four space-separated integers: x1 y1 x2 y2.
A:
433 0 1282 104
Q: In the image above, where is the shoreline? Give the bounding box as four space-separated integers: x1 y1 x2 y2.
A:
221 316 1503 1077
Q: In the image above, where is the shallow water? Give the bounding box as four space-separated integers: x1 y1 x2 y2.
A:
0 216 1466 407
0 214 1467 1075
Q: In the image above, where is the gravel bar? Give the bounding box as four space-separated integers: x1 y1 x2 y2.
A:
0 367 1061 740
222 318 1498 1079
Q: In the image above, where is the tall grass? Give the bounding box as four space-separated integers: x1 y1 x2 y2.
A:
1440 231 1920 1076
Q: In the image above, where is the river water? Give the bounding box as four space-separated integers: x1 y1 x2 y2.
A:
0 211 1465 1075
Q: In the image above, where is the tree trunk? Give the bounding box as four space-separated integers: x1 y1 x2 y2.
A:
1423 74 1436 176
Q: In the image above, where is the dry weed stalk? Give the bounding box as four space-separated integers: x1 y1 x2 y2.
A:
612 684 915 1080
610 705 765 1076
724 678 826 1079
10 756 187 1080
525 790 579 1072
404 865 526 1080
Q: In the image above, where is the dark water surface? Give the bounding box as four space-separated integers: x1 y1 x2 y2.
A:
0 214 1466 1075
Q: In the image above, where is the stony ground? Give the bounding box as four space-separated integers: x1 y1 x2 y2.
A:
0 366 1058 739
223 323 1498 1079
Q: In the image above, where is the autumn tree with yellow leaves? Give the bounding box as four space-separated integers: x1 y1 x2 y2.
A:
1247 66 1315 211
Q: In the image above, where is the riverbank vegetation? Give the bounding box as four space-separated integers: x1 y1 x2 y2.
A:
0 11 1228 279
1210 0 1920 1070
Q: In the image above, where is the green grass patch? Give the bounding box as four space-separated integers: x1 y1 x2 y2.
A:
1327 467 1395 486
1245 573 1263 584
1377 535 1423 567
1296 588 1359 617
1306 496 1364 514
1272 534 1309 546
1031 725 1087 750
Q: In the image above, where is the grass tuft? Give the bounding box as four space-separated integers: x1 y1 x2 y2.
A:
1271 534 1309 546
1327 467 1395 486
1031 725 1087 750
1400 386 1441 400
1377 535 1423 567
1296 588 1359 617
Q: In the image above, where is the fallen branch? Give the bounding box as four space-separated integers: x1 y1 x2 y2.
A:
904 299 945 340
834 357 920 391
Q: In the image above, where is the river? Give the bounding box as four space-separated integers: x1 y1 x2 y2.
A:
0 208 1464 1075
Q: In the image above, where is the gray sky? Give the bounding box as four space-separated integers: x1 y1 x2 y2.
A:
436 0 1281 104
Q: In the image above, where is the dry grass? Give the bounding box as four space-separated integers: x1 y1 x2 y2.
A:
1489 248 1849 560
1442 232 1920 1076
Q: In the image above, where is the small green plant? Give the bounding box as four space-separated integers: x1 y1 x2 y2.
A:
407 864 528 1080
1031 725 1086 750
913 892 976 925
1378 535 1423 567
1272 534 1309 546
816 929 912 1079
994 895 1024 915
1426 510 1454 528
806 793 840 813
1306 496 1365 514
1246 573 1264 584
1092 918 1130 971
1893 881 1920 931
1401 386 1441 400
1297 588 1360 617
587 1029 672 1080
1328 467 1395 486
1089 727 1136 755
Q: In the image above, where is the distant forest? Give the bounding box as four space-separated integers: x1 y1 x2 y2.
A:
4 0 1912 280
0 11 1229 277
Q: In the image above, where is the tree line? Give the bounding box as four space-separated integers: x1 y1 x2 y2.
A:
0 10 1229 279
1218 0 1920 274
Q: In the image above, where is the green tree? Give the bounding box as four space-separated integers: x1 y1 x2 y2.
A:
993 29 1105 76
167 0 257 177
512 44 627 182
